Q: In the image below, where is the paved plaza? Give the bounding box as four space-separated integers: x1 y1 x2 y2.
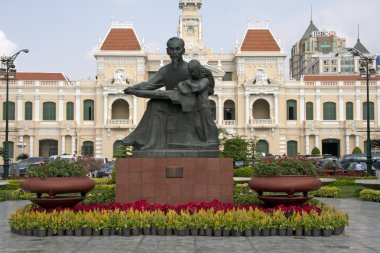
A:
0 198 379 253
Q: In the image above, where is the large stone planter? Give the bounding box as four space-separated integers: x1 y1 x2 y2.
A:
20 177 95 208
248 175 322 206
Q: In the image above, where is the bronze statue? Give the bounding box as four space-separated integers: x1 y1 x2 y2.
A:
123 37 218 156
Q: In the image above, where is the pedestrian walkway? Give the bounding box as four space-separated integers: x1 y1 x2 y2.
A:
0 198 379 253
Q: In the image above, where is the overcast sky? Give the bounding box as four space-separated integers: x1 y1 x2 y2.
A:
1 0 379 80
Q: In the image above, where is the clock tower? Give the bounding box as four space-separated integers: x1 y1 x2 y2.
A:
178 0 204 51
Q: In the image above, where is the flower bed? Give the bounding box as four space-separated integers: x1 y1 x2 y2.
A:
8 200 348 237
359 189 380 202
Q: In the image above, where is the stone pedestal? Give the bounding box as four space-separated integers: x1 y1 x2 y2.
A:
116 158 233 204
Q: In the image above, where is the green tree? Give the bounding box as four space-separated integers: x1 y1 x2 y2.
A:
221 136 249 163
311 147 321 156
113 145 132 158
352 146 363 154
16 153 29 161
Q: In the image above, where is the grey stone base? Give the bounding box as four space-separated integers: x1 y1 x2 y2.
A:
132 149 219 158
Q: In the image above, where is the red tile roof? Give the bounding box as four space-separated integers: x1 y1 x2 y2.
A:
15 72 68 81
304 75 380 81
241 29 280 52
100 28 141 51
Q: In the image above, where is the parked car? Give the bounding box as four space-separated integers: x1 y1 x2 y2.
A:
96 163 115 178
10 157 46 177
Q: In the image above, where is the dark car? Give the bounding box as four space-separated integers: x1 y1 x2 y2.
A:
96 163 115 178
10 157 46 177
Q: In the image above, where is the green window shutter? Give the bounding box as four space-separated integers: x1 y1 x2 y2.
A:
306 102 313 120
346 102 353 120
66 102 74 120
287 141 298 156
323 102 336 120
25 101 33 120
43 102 56 120
287 100 297 120
256 140 269 155
3 101 15 120
363 102 374 120
82 141 94 156
2 141 14 158
84 100 94 121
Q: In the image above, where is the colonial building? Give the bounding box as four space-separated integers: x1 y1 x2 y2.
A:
1 0 379 162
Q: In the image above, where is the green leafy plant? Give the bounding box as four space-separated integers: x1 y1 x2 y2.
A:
311 186 342 198
359 189 380 202
25 159 88 178
352 147 363 154
311 147 321 156
252 156 317 176
221 136 249 164
233 166 253 177
16 153 29 161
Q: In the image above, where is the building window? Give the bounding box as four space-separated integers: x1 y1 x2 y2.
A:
2 141 14 159
25 101 32 120
323 102 336 120
306 102 313 120
331 60 337 65
363 102 374 120
287 100 297 120
209 100 216 120
287 141 298 156
82 141 94 157
323 60 329 65
332 67 337 72
346 102 353 120
323 67 329 72
256 140 269 156
83 100 94 121
223 100 235 120
43 102 56 121
66 102 74 120
2 101 15 120
222 72 232 81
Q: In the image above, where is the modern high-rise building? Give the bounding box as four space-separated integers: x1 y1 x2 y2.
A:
1 0 379 162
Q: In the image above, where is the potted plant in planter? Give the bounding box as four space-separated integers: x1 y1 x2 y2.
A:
248 156 322 206
20 159 95 208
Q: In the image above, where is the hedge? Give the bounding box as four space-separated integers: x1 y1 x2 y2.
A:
359 189 380 202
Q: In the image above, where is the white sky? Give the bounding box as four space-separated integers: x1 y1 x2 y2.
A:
0 0 379 80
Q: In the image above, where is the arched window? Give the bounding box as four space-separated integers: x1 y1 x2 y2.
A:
66 102 74 120
223 100 235 120
323 102 336 120
82 141 94 157
363 102 374 120
3 101 15 120
43 102 56 120
256 140 269 155
25 101 33 120
39 139 58 157
111 99 129 120
287 141 298 156
2 141 14 158
209 100 216 121
346 102 353 120
252 99 270 119
84 100 94 121
306 102 313 120
113 140 124 157
287 100 297 120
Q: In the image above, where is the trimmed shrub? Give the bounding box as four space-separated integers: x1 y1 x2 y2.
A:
2 180 21 190
82 185 115 204
93 178 113 185
359 189 380 202
233 184 261 204
311 186 341 198
233 166 253 177
111 168 116 184
311 147 321 156
330 180 356 186
352 147 363 154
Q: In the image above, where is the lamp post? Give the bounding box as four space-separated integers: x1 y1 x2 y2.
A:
0 49 29 179
338 48 376 175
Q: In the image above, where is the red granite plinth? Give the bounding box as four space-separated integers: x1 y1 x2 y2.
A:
116 158 233 204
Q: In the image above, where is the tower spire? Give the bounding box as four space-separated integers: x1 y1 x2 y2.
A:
311 4 313 22
357 24 360 40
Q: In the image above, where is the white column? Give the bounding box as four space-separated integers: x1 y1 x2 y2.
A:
316 94 321 121
218 95 223 126
17 95 23 121
58 95 64 121
315 135 319 149
103 94 108 125
338 93 344 121
345 135 350 155
133 96 137 125
355 94 361 120
34 95 40 121
61 135 65 155
274 94 279 125
300 94 305 122
75 95 80 125
305 135 310 155
355 135 360 148
29 136 34 157
245 94 250 126
71 135 76 155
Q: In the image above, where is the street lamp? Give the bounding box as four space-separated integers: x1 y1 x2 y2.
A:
337 48 376 175
0 49 29 179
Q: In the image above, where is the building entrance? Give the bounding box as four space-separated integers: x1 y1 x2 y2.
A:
322 139 340 157
39 140 58 158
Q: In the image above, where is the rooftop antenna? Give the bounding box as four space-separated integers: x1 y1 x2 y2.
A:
311 3 313 22
357 24 360 40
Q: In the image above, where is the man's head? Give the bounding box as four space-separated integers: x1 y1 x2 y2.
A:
166 37 185 67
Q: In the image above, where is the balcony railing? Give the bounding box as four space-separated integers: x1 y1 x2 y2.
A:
223 120 236 126
108 119 131 125
251 119 273 125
